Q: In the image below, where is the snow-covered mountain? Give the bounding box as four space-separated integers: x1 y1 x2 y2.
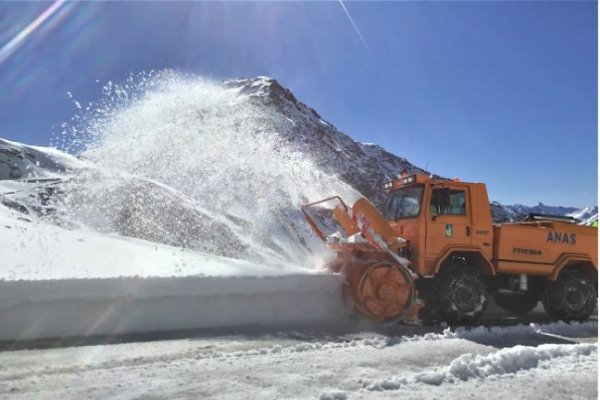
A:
0 137 82 180
493 202 598 224
510 203 576 217
224 76 429 207
489 201 522 223
566 206 598 224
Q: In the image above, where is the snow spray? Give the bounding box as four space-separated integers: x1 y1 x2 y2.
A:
54 71 359 271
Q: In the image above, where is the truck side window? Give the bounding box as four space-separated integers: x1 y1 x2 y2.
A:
430 188 466 216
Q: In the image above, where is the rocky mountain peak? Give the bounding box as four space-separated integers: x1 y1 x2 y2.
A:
224 76 324 123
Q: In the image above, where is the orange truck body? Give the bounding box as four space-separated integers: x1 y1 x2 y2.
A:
302 173 597 323
385 174 598 283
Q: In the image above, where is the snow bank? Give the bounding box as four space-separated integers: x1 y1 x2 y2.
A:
0 274 347 341
0 203 348 342
440 343 596 381
367 342 597 390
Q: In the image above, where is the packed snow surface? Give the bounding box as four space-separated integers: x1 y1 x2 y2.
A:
0 319 596 399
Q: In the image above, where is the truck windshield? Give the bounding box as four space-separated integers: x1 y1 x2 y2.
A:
384 185 424 220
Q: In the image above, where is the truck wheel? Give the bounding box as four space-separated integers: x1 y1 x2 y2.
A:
434 265 488 324
543 270 597 321
494 292 540 314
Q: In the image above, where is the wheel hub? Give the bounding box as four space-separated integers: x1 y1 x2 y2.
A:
378 284 393 300
452 283 478 311
565 287 586 311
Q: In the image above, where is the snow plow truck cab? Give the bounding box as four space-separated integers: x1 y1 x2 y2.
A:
302 174 598 324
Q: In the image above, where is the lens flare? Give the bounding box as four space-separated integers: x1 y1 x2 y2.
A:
338 0 384 79
0 0 73 67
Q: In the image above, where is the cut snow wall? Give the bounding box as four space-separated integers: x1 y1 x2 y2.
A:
0 274 347 341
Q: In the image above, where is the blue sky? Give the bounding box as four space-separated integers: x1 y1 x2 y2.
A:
0 1 597 207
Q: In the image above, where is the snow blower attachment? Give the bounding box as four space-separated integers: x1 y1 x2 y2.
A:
301 196 421 323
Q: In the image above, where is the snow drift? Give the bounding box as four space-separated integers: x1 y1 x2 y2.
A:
367 342 597 390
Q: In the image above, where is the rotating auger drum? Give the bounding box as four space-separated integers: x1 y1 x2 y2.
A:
302 196 421 323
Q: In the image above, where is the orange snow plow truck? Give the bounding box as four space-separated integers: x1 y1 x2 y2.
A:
302 174 598 324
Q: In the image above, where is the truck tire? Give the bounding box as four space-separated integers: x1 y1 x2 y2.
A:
494 292 539 314
434 265 489 324
543 270 597 321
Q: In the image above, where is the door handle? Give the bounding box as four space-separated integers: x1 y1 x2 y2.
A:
466 226 471 236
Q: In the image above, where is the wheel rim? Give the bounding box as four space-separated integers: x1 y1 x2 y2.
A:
450 281 479 311
564 285 588 312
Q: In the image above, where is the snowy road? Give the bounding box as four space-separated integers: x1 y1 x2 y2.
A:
1 308 597 400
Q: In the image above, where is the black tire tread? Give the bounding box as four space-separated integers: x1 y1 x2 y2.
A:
542 269 597 321
433 265 489 324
